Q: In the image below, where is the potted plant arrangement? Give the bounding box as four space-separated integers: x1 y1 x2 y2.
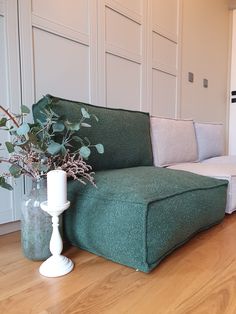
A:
0 99 104 260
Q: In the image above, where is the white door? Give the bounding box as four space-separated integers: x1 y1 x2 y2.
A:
229 9 236 155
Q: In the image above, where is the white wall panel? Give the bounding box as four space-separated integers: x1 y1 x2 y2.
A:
106 7 141 56
0 1 22 225
0 15 13 221
106 53 140 110
0 16 7 104
152 32 177 75
152 70 176 118
150 0 179 117
102 2 143 110
152 0 178 41
32 0 89 35
33 28 90 102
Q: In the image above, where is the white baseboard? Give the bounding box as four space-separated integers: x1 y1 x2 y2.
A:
0 221 21 235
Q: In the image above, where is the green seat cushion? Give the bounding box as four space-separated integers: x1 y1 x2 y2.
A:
32 95 153 171
64 166 228 272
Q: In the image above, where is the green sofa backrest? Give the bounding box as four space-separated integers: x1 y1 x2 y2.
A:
32 95 153 171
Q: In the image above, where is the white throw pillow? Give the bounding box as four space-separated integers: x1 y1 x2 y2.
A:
194 122 225 161
150 117 198 167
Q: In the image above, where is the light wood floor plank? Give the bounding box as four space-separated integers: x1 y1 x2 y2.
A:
1 214 236 313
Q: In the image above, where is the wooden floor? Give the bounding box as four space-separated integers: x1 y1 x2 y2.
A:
2 215 236 314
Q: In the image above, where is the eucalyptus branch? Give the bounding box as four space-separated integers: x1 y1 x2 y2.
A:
0 105 20 128
0 157 33 177
0 99 103 190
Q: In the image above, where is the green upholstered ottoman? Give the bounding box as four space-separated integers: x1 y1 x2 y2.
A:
64 166 228 273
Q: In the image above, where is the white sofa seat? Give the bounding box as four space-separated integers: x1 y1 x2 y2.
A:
168 162 236 214
150 117 236 214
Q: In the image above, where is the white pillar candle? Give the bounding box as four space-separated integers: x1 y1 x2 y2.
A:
47 170 67 208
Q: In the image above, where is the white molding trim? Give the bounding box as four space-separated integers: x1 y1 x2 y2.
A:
32 14 89 46
105 0 142 24
176 0 182 119
5 0 21 109
146 0 153 114
140 0 148 112
106 42 142 64
152 60 177 77
18 0 35 106
0 221 20 235
89 0 98 105
97 0 106 106
152 23 178 43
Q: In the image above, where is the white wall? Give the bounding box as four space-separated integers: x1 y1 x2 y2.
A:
180 0 230 124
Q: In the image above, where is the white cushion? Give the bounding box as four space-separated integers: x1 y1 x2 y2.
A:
202 155 236 165
194 122 225 161
168 162 236 214
150 117 198 167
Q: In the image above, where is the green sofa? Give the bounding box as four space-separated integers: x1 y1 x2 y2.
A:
33 95 228 273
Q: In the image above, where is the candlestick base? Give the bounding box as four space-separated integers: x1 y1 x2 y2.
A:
39 254 74 277
39 200 74 278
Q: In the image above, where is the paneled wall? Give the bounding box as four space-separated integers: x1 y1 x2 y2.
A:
19 0 181 116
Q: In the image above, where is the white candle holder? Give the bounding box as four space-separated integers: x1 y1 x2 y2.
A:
39 200 74 277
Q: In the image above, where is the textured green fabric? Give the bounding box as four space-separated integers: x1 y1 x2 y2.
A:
32 95 153 171
64 166 228 272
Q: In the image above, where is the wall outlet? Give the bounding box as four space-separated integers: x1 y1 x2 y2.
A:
203 78 208 88
188 72 194 82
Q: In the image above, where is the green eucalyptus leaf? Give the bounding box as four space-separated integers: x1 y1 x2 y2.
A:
0 117 7 127
40 164 49 173
65 121 80 131
81 108 90 119
81 123 91 128
47 141 62 155
36 119 46 128
95 143 104 154
21 105 30 114
0 177 13 190
5 142 14 153
61 145 67 156
16 122 30 136
92 114 99 122
52 121 65 132
9 164 22 178
72 136 83 143
79 146 91 159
